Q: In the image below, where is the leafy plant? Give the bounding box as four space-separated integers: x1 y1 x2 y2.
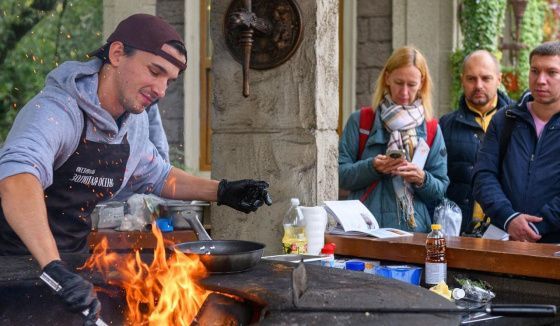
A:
450 50 465 109
0 0 102 141
169 145 187 171
515 0 547 98
454 275 493 291
460 0 507 53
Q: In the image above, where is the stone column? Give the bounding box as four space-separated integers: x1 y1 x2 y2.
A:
355 0 393 109
393 0 459 116
210 0 339 254
102 0 156 39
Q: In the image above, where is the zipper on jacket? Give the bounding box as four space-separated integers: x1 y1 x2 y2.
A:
524 122 539 203
526 143 536 190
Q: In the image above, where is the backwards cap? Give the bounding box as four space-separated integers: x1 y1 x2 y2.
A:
90 13 187 71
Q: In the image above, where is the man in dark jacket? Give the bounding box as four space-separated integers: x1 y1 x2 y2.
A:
440 50 513 233
473 41 560 243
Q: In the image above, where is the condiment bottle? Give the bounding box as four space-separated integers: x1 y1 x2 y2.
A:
320 243 336 267
425 224 447 286
282 198 307 254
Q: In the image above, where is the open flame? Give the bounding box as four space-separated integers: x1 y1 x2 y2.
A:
81 226 212 325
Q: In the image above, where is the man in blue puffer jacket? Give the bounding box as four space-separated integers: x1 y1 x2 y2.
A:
473 42 560 243
440 50 513 233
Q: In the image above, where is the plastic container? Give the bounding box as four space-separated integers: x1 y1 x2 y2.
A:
95 201 125 229
374 265 422 285
301 206 328 255
155 218 174 232
425 224 447 286
282 198 307 254
452 288 466 300
345 260 365 272
361 260 380 274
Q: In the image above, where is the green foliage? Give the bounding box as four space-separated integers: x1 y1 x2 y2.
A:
514 0 547 99
0 0 102 141
454 275 493 291
0 0 58 65
450 0 508 109
450 50 465 112
169 145 187 171
461 0 507 52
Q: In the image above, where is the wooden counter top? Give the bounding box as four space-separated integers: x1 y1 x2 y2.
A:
325 233 560 281
87 229 199 251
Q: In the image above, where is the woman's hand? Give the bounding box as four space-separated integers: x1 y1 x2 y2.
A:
394 161 426 186
373 154 406 175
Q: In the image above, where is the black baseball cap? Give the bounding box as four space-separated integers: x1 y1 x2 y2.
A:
90 13 187 71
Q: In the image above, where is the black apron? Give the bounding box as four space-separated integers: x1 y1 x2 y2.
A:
0 113 130 254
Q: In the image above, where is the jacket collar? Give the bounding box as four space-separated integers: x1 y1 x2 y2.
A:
455 90 512 128
508 91 534 121
508 91 560 128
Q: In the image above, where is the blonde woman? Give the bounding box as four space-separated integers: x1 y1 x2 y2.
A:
339 46 449 232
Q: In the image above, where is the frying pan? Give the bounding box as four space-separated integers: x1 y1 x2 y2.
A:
171 213 265 274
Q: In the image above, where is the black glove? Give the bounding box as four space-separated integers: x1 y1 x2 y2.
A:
42 260 101 325
217 179 272 213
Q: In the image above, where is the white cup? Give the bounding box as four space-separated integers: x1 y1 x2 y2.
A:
299 206 328 255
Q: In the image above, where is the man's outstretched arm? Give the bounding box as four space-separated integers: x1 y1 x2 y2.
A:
161 167 272 213
0 173 59 267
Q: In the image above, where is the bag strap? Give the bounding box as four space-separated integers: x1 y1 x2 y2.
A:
359 117 438 203
426 118 438 147
358 106 375 160
357 106 377 202
499 109 516 168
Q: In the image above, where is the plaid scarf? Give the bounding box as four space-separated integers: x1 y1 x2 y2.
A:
379 94 426 229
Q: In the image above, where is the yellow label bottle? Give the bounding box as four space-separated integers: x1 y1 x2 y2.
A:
281 198 307 254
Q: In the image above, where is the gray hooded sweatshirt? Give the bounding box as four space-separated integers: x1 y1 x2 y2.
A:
0 59 172 197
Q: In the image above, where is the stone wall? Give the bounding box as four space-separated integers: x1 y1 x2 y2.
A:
102 0 156 39
210 0 339 254
355 0 393 108
393 0 457 117
156 0 186 165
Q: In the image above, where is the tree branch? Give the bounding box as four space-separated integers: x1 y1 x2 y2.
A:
0 0 60 66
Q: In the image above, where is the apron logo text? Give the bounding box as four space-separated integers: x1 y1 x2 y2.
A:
75 166 96 174
70 174 114 188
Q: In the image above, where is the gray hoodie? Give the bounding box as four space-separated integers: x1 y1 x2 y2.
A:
0 59 172 197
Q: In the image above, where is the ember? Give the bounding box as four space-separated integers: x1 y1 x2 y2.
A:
81 226 212 325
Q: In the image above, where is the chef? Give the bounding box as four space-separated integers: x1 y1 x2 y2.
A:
0 14 271 324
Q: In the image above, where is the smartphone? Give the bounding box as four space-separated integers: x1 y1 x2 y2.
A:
386 149 405 160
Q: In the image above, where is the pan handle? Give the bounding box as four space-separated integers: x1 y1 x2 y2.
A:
181 212 212 241
486 304 557 317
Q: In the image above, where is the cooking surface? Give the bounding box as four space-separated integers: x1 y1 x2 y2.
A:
202 259 460 325
0 254 460 325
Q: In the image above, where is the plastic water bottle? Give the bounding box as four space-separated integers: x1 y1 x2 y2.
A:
282 198 307 254
425 224 447 286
